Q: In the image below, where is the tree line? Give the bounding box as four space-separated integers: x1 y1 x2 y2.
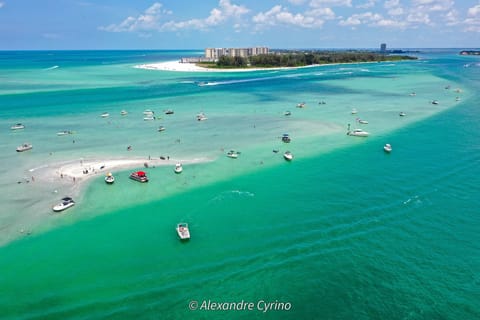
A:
213 51 417 68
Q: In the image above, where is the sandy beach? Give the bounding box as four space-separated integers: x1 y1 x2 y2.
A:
134 60 304 72
30 156 211 185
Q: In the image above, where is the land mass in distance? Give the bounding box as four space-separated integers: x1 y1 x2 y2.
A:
197 50 418 69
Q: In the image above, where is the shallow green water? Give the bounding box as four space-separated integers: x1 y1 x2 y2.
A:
0 50 479 319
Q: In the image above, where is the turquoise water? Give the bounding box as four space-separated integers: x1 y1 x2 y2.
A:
0 50 479 319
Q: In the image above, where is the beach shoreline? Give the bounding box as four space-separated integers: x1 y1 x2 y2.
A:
134 60 311 72
29 156 212 187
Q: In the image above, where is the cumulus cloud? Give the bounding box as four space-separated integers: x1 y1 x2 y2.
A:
310 0 352 7
162 0 249 31
464 4 480 32
99 0 249 33
99 2 169 32
252 4 336 30
288 0 306 4
356 0 377 9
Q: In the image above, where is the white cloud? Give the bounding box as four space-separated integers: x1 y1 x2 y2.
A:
388 7 404 16
162 0 249 31
288 0 306 4
411 0 454 12
339 12 382 26
406 12 431 25
467 4 480 17
252 4 336 30
309 0 352 8
100 0 249 33
0 2 4 9
443 9 460 26
464 4 480 32
384 0 399 9
356 0 377 9
99 2 168 32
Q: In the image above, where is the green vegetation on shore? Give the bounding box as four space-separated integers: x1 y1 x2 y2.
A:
198 50 417 69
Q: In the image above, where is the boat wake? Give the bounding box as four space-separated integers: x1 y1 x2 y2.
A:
44 65 59 71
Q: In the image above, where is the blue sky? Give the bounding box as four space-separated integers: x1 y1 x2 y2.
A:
0 0 479 49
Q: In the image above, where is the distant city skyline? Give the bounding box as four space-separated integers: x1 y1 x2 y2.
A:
0 0 479 50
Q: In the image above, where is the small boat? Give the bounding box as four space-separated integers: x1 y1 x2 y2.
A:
347 129 369 137
144 116 155 121
351 108 358 114
101 112 110 118
105 172 115 184
283 151 294 161
318 101 326 105
11 123 25 130
174 163 183 174
431 100 439 105
357 118 369 124
52 197 75 212
158 126 166 132
164 109 174 115
120 110 128 116
227 150 240 158
296 102 306 108
282 134 291 143
284 111 292 116
143 109 154 115
57 130 73 136
399 112 406 117
196 112 208 121
409 92 416 96
455 97 461 102
384 143 392 153
176 223 190 240
129 171 148 183
16 143 32 152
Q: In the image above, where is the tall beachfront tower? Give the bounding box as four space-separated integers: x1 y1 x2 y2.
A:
380 43 387 53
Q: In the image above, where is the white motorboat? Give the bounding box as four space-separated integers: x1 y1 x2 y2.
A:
176 223 190 240
101 112 110 118
227 150 239 158
105 172 115 184
357 118 369 124
158 126 166 132
16 143 32 152
52 197 75 212
143 109 154 115
409 92 416 96
283 151 294 161
11 123 25 130
57 130 73 136
384 144 392 153
174 163 183 174
347 129 369 137
196 112 208 121
351 108 358 114
431 100 439 105
296 102 306 108
120 110 128 116
129 171 148 182
399 112 406 117
284 110 292 116
144 116 155 121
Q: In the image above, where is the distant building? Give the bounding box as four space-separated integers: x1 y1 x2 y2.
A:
380 43 387 53
205 47 269 60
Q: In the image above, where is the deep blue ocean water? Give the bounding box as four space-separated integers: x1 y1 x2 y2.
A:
0 50 479 319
